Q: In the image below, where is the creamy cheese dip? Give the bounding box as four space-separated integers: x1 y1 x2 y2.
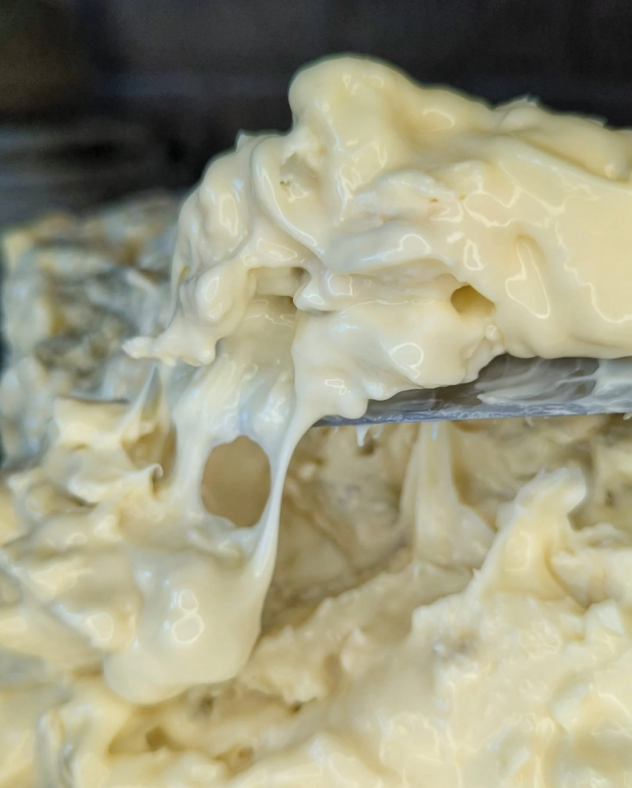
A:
2 56 632 786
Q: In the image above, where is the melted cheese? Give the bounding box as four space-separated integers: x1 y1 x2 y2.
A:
2 57 632 786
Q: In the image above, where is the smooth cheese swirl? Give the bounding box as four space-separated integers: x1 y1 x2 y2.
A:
2 56 632 786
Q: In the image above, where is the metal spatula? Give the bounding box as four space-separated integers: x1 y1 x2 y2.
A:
318 355 632 427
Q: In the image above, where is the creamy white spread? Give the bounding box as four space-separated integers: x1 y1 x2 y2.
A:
2 56 632 786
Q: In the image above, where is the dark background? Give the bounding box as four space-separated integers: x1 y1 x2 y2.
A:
2 0 632 223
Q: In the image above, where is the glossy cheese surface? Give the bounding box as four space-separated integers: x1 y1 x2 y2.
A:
2 57 632 787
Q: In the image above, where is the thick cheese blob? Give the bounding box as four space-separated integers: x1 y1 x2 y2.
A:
2 56 632 786
131 56 632 419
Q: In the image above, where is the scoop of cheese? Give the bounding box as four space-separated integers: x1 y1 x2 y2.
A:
131 56 632 421
2 57 632 787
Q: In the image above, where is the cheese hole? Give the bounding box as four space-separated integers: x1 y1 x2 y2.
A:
145 726 170 752
450 285 495 317
201 437 271 528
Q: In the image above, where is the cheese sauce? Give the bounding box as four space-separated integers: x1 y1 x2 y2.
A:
2 57 632 786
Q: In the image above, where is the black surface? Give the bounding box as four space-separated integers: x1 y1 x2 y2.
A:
61 0 632 185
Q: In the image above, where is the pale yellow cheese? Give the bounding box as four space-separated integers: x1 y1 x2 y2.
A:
2 57 632 787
